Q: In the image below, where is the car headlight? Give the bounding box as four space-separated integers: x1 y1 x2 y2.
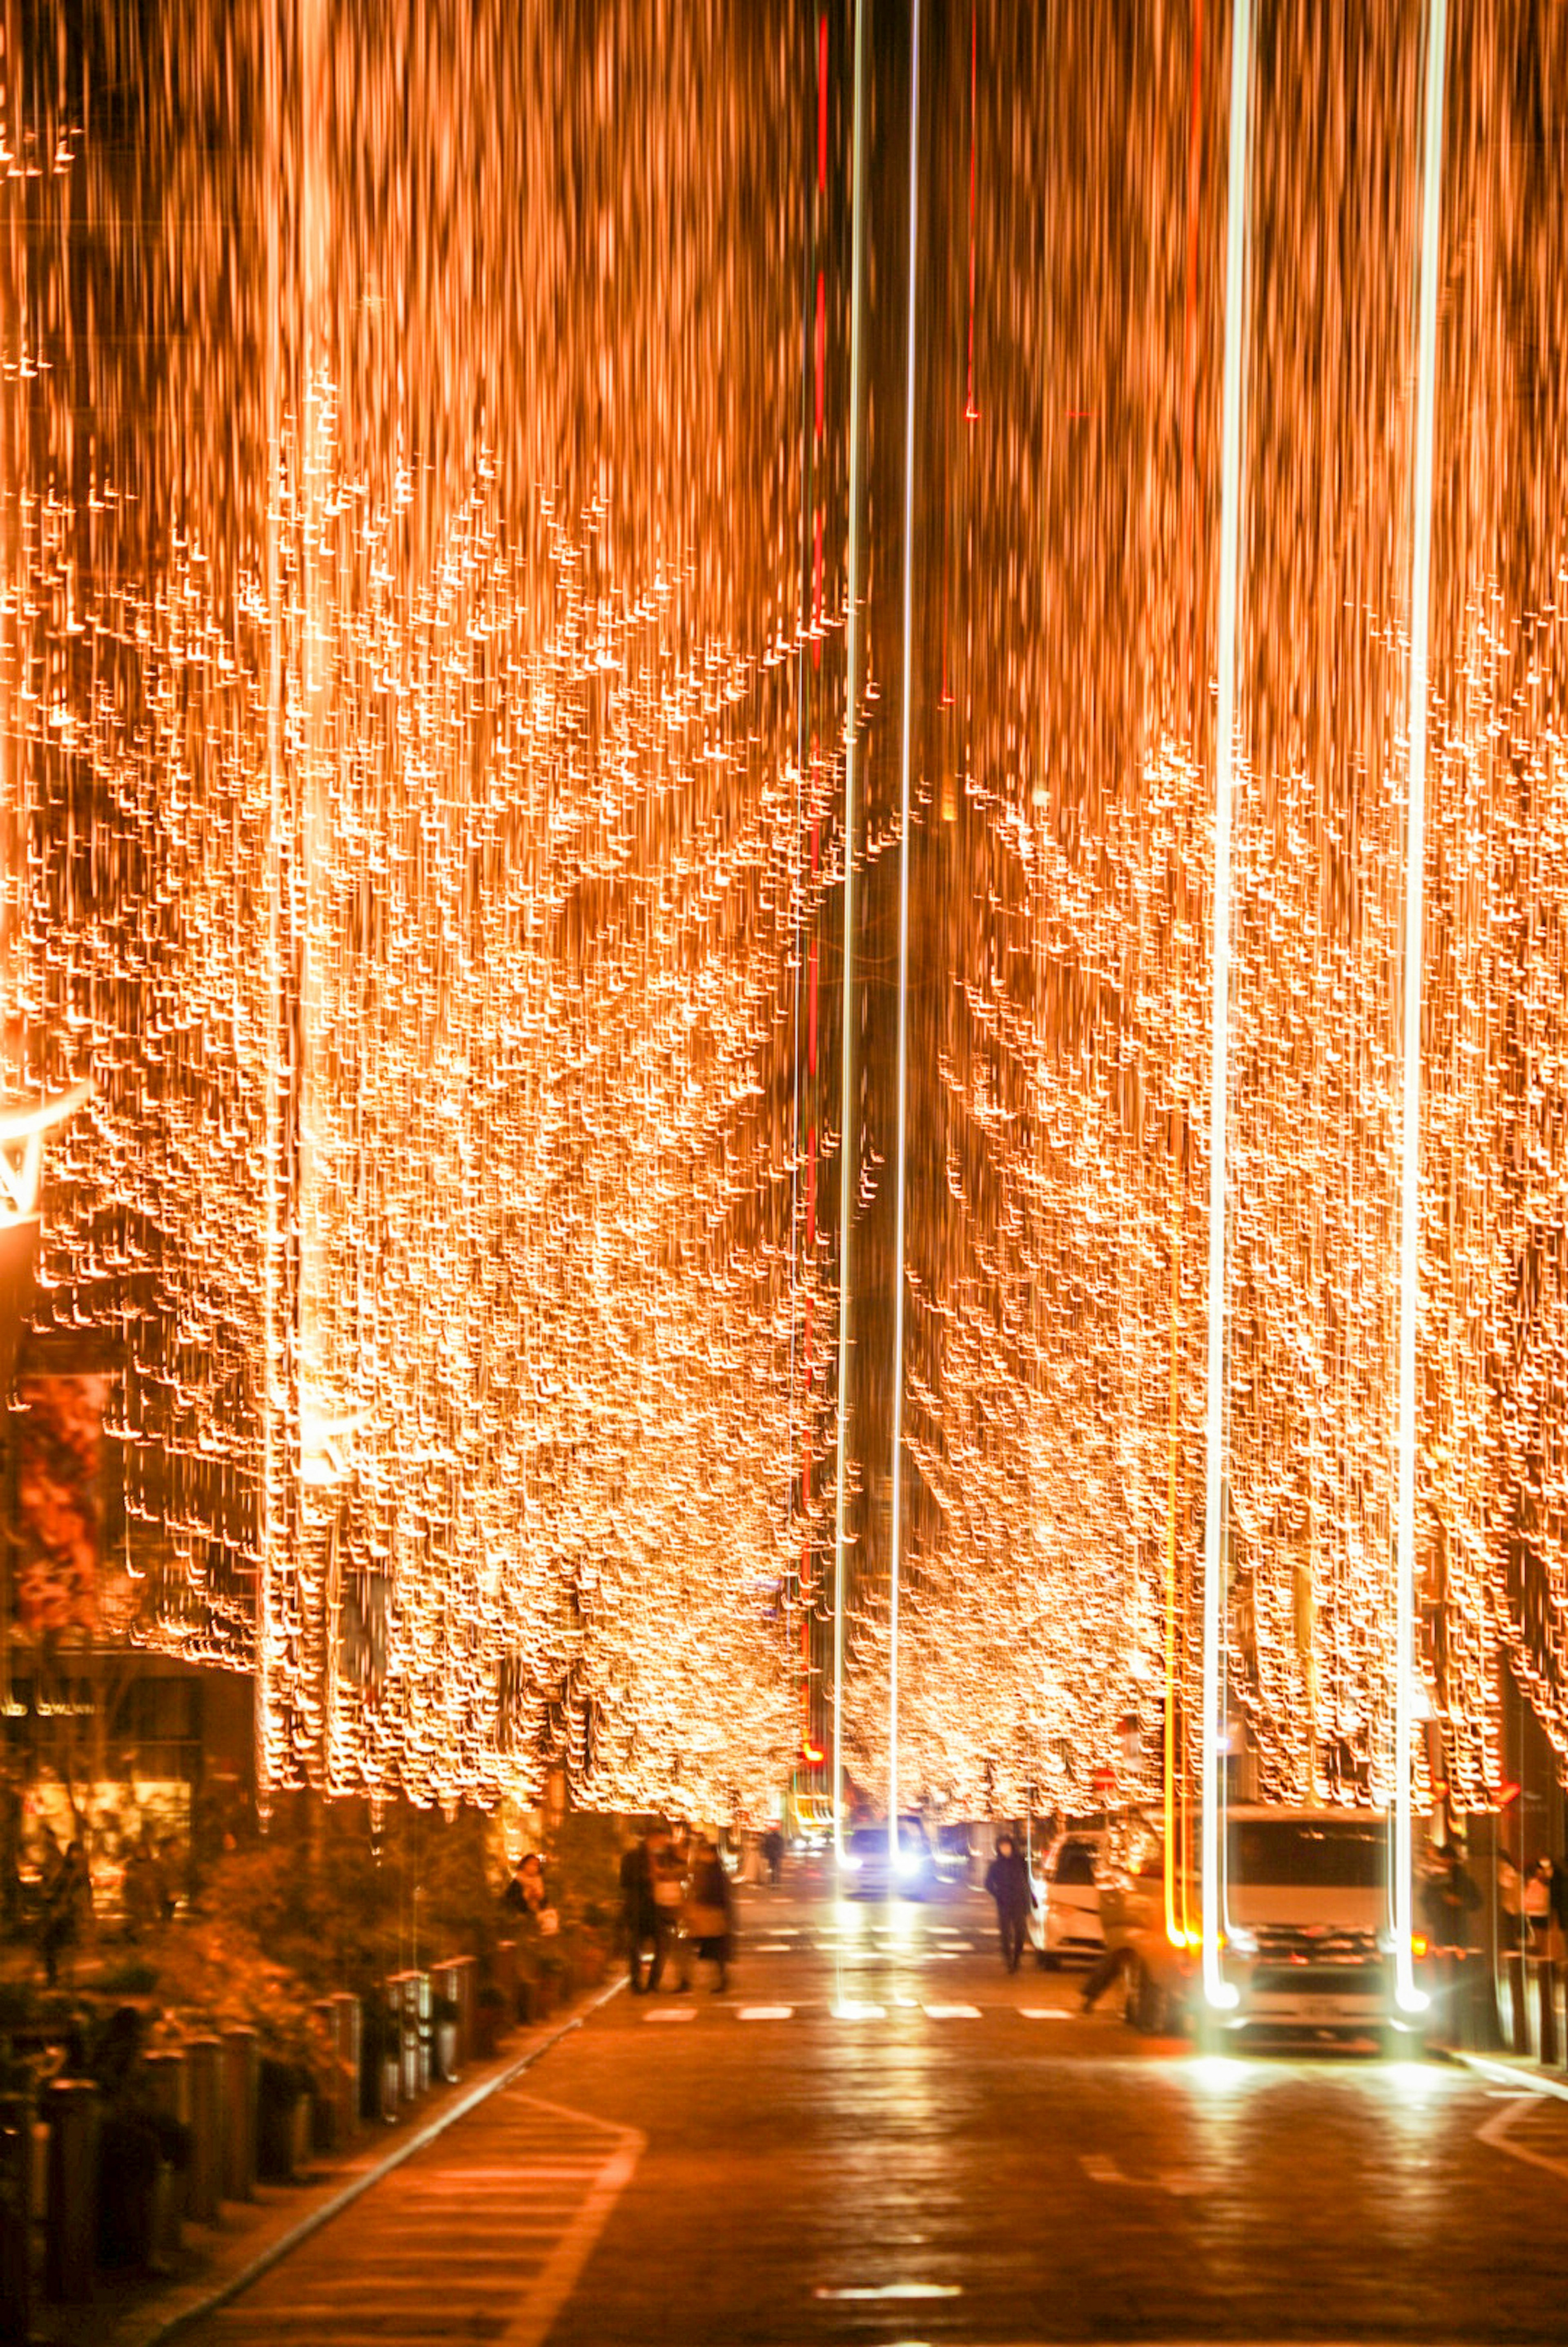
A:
894 1847 920 1876
838 1852 862 1873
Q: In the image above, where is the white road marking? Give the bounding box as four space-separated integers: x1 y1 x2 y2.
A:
497 2106 645 2347
642 2007 697 2023
1020 2008 1072 2020
1477 2093 1568 2183
1459 2053 1568 2104
832 2000 887 2019
815 2282 964 2300
923 2003 982 2019
738 2005 795 2021
1080 2153 1131 2185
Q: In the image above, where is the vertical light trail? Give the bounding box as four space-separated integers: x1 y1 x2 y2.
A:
887 0 922 1862
1200 0 1252 2013
832 0 872 1863
257 0 284 1818
1166 0 1203 1956
1394 0 1447 2017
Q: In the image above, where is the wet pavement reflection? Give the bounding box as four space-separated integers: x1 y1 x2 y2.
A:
180 1870 1568 2347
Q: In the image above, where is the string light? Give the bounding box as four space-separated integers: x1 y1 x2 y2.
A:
6 5 833 1821
3 3 1566 1835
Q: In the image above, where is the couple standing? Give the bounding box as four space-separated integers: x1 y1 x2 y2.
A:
620 1821 734 1994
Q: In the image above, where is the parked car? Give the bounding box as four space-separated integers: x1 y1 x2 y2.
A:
1027 1830 1108 1965
1102 1805 1435 2048
838 1816 935 1899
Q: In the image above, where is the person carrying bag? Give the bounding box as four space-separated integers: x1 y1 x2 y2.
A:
677 1835 734 1994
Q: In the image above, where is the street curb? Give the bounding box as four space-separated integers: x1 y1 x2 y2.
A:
143 1975 627 2347
1435 2045 1568 2102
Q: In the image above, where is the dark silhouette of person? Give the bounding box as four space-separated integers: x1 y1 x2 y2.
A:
619 1824 670 1994
984 1833 1035 1973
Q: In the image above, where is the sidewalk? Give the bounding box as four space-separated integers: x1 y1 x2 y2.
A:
1437 2044 1568 2101
33 1976 626 2347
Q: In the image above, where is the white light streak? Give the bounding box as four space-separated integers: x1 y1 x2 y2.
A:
833 0 872 1864
1201 0 1253 2015
888 0 922 1865
1394 0 1447 2019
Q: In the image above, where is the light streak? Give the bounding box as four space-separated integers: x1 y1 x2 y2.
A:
1200 0 1253 2015
888 0 922 1863
833 0 871 1863
0 1082 92 1226
1393 0 1447 2019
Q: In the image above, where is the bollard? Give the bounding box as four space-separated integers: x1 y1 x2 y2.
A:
1504 1951 1531 2057
385 1974 411 2105
1457 1953 1503 2052
411 1971 432 2097
1534 1959 1561 2068
432 1958 474 2081
0 2091 31 2341
1434 1951 1464 2049
386 1972 432 2102
221 2026 259 2204
311 2001 339 2149
332 1994 363 2141
142 2048 189 2261
44 2078 100 2304
452 1955 477 2068
184 2037 223 2223
495 1938 519 2023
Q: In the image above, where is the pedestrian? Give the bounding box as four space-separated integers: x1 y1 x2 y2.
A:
41 1837 90 1988
502 1852 560 1938
1524 1858 1552 1950
121 1831 155 1942
762 1824 784 1886
1548 1853 1568 1972
1078 1940 1135 2014
678 1834 735 1993
155 1836 180 1924
620 1823 671 1995
1497 1850 1525 1948
1421 1841 1481 1953
983 1832 1034 1974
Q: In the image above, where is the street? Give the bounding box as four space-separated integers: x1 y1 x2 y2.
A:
180 1870 1568 2346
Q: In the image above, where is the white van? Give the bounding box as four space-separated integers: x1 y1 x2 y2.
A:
1105 1805 1432 2046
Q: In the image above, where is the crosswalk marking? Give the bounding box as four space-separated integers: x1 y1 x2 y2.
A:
180 2088 642 2347
923 2003 982 2019
739 2005 795 2020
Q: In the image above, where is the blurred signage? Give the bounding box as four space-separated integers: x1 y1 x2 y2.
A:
14 1372 109 1635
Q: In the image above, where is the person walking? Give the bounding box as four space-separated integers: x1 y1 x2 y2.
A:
984 1832 1035 1974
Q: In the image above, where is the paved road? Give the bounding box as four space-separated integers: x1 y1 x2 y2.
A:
182 1874 1568 2346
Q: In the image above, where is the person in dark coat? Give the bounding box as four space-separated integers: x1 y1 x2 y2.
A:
502 1853 560 1936
1421 1843 1481 1952
619 1824 670 1994
677 1835 734 1993
984 1833 1035 1973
